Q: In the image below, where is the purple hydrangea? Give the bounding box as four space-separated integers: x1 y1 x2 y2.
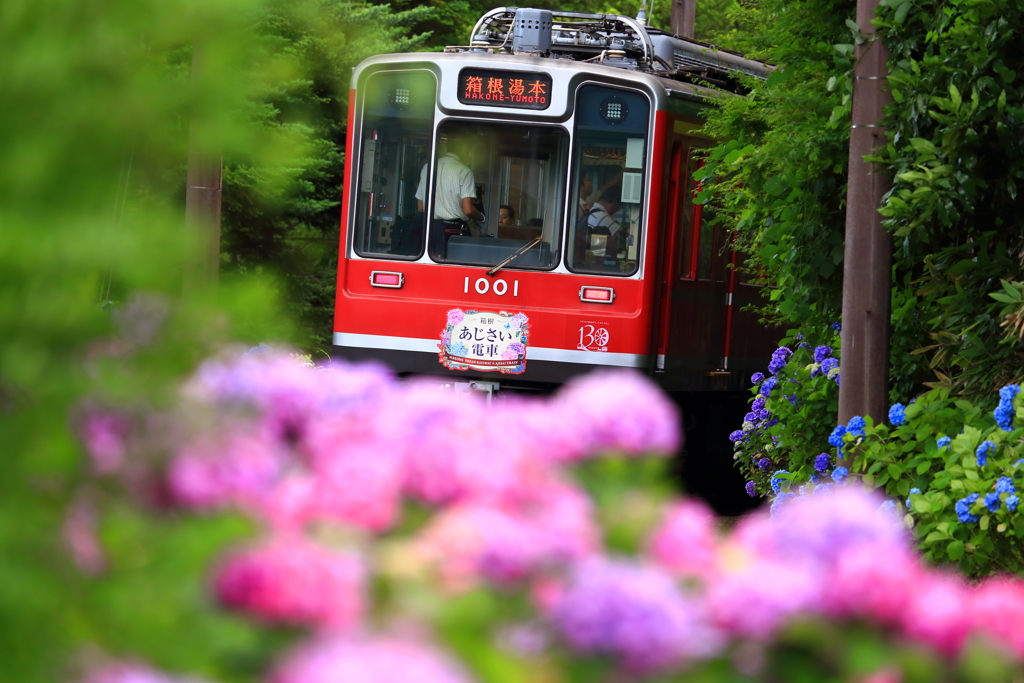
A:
985 492 1002 512
745 481 757 497
937 436 952 450
820 357 839 375
751 397 766 412
888 403 906 427
976 440 996 467
758 458 772 471
751 372 765 384
827 425 847 448
996 477 1016 494
785 394 798 406
812 346 832 364
755 408 771 422
831 467 849 484
847 416 866 438
743 412 757 423
552 558 723 672
813 452 831 472
956 493 980 524
767 347 793 376
729 430 745 443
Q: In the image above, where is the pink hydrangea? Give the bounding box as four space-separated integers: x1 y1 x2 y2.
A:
646 500 719 580
417 480 598 590
272 635 475 683
547 370 681 460
446 309 465 326
214 535 365 630
78 408 131 474
168 429 288 511
552 557 723 673
899 571 971 657
705 553 822 640
970 577 1024 657
821 543 921 626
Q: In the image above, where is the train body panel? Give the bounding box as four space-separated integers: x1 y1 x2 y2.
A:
333 8 779 392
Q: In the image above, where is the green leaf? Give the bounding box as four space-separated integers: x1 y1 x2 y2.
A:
947 540 965 561
894 0 912 23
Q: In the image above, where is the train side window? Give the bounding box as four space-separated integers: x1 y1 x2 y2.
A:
568 85 650 276
353 70 436 260
677 151 698 280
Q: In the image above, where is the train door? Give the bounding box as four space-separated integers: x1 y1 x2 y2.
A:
663 148 730 389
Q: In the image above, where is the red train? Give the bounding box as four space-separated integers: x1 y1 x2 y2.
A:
332 7 778 398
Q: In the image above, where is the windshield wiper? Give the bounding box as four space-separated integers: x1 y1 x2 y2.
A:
486 236 543 277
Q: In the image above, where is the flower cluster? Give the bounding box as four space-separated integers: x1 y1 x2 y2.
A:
73 352 1024 683
995 384 1021 431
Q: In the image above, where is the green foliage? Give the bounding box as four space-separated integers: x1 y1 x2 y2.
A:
0 0 326 680
696 0 854 333
875 0 1024 400
842 389 1024 577
219 0 430 354
733 334 841 498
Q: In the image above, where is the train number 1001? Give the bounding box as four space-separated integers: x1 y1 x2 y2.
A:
464 277 519 297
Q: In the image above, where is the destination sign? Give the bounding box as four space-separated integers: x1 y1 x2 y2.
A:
457 68 552 110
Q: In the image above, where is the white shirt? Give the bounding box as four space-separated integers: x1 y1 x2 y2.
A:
415 153 476 221
586 203 621 236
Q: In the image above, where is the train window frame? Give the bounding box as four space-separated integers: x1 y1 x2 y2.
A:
351 69 438 262
423 118 568 271
566 83 651 277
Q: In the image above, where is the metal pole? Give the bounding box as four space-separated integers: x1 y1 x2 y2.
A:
671 0 695 39
183 44 223 300
838 0 893 433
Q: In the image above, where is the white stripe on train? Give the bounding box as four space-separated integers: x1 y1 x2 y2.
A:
333 332 649 368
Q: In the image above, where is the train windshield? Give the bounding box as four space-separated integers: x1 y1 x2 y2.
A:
568 85 650 276
354 70 436 260
425 120 567 269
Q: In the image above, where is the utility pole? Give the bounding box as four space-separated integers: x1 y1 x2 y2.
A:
838 0 893 430
671 0 695 39
183 44 223 300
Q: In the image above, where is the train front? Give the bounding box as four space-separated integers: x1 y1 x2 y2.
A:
333 10 692 391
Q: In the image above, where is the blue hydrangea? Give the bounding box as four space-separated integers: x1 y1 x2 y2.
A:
984 492 1001 512
1000 384 1021 402
831 467 849 484
770 470 790 495
767 347 793 376
906 487 921 509
976 440 996 467
814 483 834 495
766 418 780 428
937 436 952 450
812 345 832 364
728 430 745 443
831 322 841 333
786 394 798 405
821 357 839 375
996 477 1016 494
879 500 896 514
745 481 757 497
761 376 778 397
995 403 1015 432
755 408 771 422
1007 495 1019 512
813 452 831 472
751 397 766 412
827 425 847 447
888 403 906 427
810 474 823 484
757 458 772 471
751 372 765 384
770 492 795 517
743 412 757 423
955 493 980 523
847 415 866 438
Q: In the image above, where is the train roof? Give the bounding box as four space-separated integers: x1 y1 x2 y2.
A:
447 7 770 93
